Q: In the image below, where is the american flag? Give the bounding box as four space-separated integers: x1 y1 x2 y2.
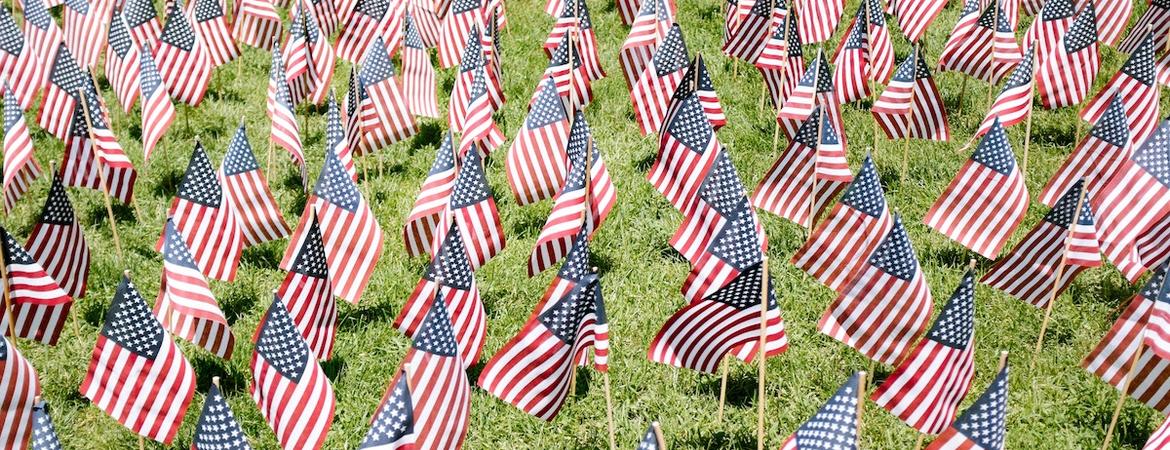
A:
755 8 803 109
323 94 355 181
538 32 592 110
924 364 1009 450
62 0 105 70
977 44 1035 136
777 49 848 147
446 27 502 125
409 0 441 47
138 43 174 161
1119 0 1170 54
923 119 1029 259
479 242 607 419
779 372 860 450
983 180 1100 308
402 12 440 119
304 149 384 303
28 399 62 450
791 154 892 294
124 0 163 45
343 69 365 155
1080 33 1158 148
543 0 604 81
0 335 38 450
1092 0 1131 46
832 5 872 105
396 221 486 366
80 273 196 444
1146 417 1170 450
872 48 951 141
753 106 852 228
671 55 725 130
0 7 45 111
794 0 841 44
1149 268 1170 359
441 145 504 269
1137 214 1170 284
1036 1 1099 109
357 37 417 153
1089 117 1170 282
22 0 63 89
379 0 407 57
163 144 244 282
105 12 142 113
528 112 616 276
267 43 305 171
861 0 893 82
250 296 335 450
397 299 471 449
155 0 213 106
1040 94 1130 207
287 1 335 106
648 83 720 214
648 261 788 373
437 0 482 68
820 214 934 365
232 0 282 50
358 371 415 449
190 0 239 66
638 423 666 449
335 0 390 62
2 83 40 213
872 269 977 435
38 45 86 141
191 383 251 450
403 132 457 258
1022 0 1074 68
1082 262 1170 413
25 174 90 301
938 0 1021 84
457 63 505 158
721 0 773 63
619 0 672 91
0 227 72 346
632 24 688 136
60 79 138 205
284 4 313 103
506 77 570 207
219 123 290 247
277 211 336 361
937 0 987 74
305 0 339 36
895 0 945 42
155 219 235 358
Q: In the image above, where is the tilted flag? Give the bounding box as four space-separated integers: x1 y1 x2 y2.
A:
155 0 213 106
938 0 1022 83
860 0 893 82
791 154 892 293
22 0 63 87
648 81 720 214
250 296 336 450
895 0 945 42
451 38 504 156
776 48 848 147
62 0 105 70
977 44 1036 136
0 7 44 111
163 144 244 282
190 0 240 66
1080 33 1159 147
1039 94 1130 207
220 123 290 247
479 237 607 420
543 0 604 81
356 37 417 153
267 43 305 172
342 69 365 155
755 7 803 109
232 0 283 50
1146 417 1170 450
447 26 494 133
924 364 1009 450
124 0 163 45
1119 0 1170 54
832 3 872 104
2 83 40 212
138 44 175 162
0 335 38 450
753 106 852 228
60 80 138 205
404 132 457 258
395 299 471 449
155 219 234 358
631 24 688 136
670 55 726 130
277 211 336 361
538 31 592 110
1022 0 1074 67
937 0 988 75
191 383 250 450
507 77 571 207
437 0 483 68
105 12 142 113
286 1 335 106
37 45 86 141
0 227 73 346
779 372 861 450
872 48 951 141
873 269 977 435
335 0 389 63
28 400 62 450
80 273 196 444
305 0 339 36
1036 2 1099 109
358 370 415 449
721 0 774 63
402 12 440 118
25 174 90 300
1147 264 1170 360
924 119 1028 259
408 0 441 47
441 146 504 269
820 215 934 365
794 0 842 44
323 93 355 182
1093 0 1132 46
619 0 672 91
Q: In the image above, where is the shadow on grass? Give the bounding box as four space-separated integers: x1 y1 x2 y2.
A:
924 245 978 270
465 361 487 386
1031 121 1079 147
337 300 398 331
191 356 247 395
240 243 283 271
86 201 137 226
151 167 184 199
321 356 347 380
676 428 755 449
220 289 260 325
82 298 110 328
412 121 446 149
695 369 758 409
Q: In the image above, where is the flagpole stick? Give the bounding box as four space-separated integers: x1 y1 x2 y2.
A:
756 256 770 450
139 436 145 450
717 355 729 423
1 246 18 341
957 76 968 116
807 48 824 231
653 421 667 450
900 43 919 183
913 434 926 450
1021 55 1037 176
1032 179 1088 370
771 12 794 155
76 89 125 261
1101 349 1142 450
857 370 868 446
864 0 878 105
997 349 1009 371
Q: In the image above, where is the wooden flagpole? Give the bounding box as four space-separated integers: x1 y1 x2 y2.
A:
756 256 770 450
900 43 920 183
1101 348 1142 450
807 47 824 231
717 356 729 423
76 88 125 260
771 10 794 155
1020 52 1037 176
1 243 17 341
653 421 667 450
997 349 1009 371
1032 179 1089 369
856 370 868 444
957 76 968 116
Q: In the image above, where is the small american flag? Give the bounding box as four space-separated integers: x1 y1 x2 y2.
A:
286 1 335 106
1092 0 1131 46
938 0 1021 84
832 5 872 104
60 79 138 205
379 0 407 57
62 0 105 70
325 93 355 180
1148 271 1170 359
250 296 335 450
937 0 987 72
80 273 196 444
29 399 62 450
441 145 504 269
220 123 291 247
359 370 415 449
1119 0 1170 54
342 68 365 155
1146 417 1170 449
277 211 336 361
335 0 390 63
284 4 312 101
779 372 860 450
538 32 592 110
163 144 244 282
631 24 688 136
894 0 945 42
305 149 384 303
1040 94 1130 207
191 383 251 449
402 12 440 118
446 27 503 130
155 219 235 358
0 7 45 111
409 0 441 47
755 8 803 109
924 119 1028 259
1080 33 1158 148
105 12 142 113
231 0 282 50
721 0 774 64
156 0 213 106
479 238 607 420
1 227 73 346
452 42 504 156
267 43 305 171
924 364 1009 450
794 0 841 44
648 82 720 214
437 0 483 68
403 132 457 258
357 37 418 153
190 0 239 66
619 0 672 91
22 0 63 89
791 154 892 294
25 173 90 300
872 269 977 435
670 55 725 130
138 43 175 161
543 0 604 81
777 49 848 148
399 299 471 449
754 106 852 228
37 44 86 141
124 0 163 45
872 48 950 141
305 0 339 36
0 335 38 450
395 221 486 366
506 77 571 207
638 423 666 449
2 83 41 213
1036 2 1099 109
977 44 1035 136
1022 0 1074 68
820 214 934 365
861 0 893 83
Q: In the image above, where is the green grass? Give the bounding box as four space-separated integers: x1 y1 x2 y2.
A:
9 0 1170 448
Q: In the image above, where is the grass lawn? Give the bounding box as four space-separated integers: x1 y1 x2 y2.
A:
8 0 1170 448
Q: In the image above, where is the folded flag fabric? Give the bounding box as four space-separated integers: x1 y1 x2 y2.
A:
154 219 235 359
779 372 861 450
0 334 39 450
25 173 90 301
924 363 1009 450
219 123 291 247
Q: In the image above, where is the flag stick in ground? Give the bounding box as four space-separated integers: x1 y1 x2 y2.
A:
997 349 1009 371
76 89 125 260
857 370 868 440
1 246 16 340
1021 56 1037 175
770 12 795 154
717 356 729 423
1101 348 1143 450
957 75 968 116
653 422 667 449
900 43 920 182
1032 179 1089 368
596 267 616 450
914 433 926 450
757 256 770 450
266 138 274 182
810 102 825 230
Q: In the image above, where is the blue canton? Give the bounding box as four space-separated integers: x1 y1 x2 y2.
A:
37 176 76 226
161 220 200 270
654 25 689 76
1043 179 1094 229
972 119 1017 175
953 365 1009 450
1041 0 1073 20
425 223 474 290
314 149 362 212
528 77 567 129
665 95 713 152
256 296 312 380
792 373 861 450
428 132 457 176
538 272 601 344
0 8 25 56
927 270 975 348
706 263 777 310
1003 45 1035 89
101 275 165 359
359 374 414 448
1123 34 1156 86
841 154 886 217
160 0 197 51
223 124 260 176
124 0 160 28
177 144 223 207
1131 118 1170 188
139 42 165 97
1063 3 1098 53
869 215 919 282
450 147 491 208
30 400 63 450
413 295 459 356
192 384 251 450
291 214 329 279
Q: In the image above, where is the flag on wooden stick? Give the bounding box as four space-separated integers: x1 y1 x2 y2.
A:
154 219 235 358
25 174 90 300
977 44 1036 136
631 24 689 136
220 123 291 247
2 83 41 213
779 372 861 450
155 0 213 106
872 47 951 141
0 7 44 111
1036 2 1100 109
1 225 72 346
0 335 38 449
138 44 175 162
924 363 1009 450
232 0 282 50
163 144 244 282
277 211 337 361
403 132 457 258
1039 94 1130 207
1079 33 1159 147
105 12 142 113
753 105 852 228
124 0 163 45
